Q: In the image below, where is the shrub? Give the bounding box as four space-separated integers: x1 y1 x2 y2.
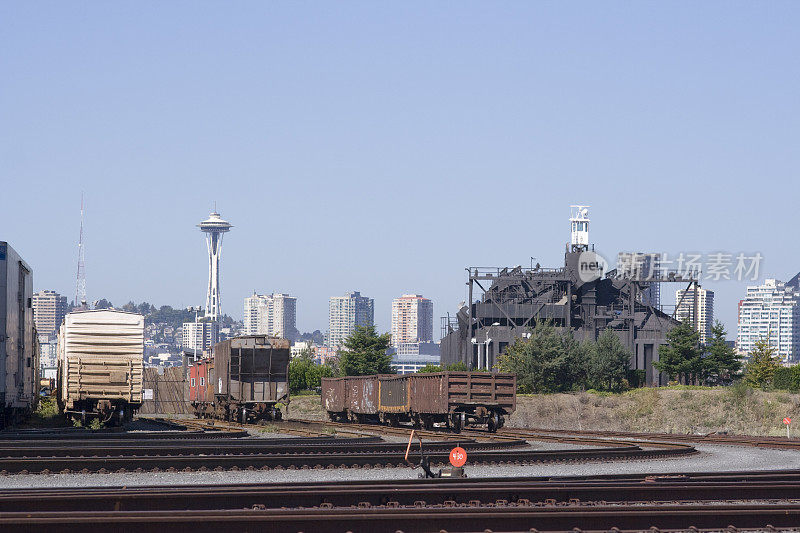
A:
773 366 800 392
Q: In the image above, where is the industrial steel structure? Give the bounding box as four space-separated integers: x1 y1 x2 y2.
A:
440 207 700 386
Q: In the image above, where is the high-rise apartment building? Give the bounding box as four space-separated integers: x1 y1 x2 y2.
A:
328 291 374 349
32 290 68 337
675 286 715 344
243 293 297 340
737 279 800 363
38 334 58 368
390 294 433 346
182 320 219 355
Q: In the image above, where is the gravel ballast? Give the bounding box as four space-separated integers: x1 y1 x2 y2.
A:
0 443 798 489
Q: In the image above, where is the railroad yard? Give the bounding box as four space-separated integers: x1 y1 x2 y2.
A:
3 416 800 531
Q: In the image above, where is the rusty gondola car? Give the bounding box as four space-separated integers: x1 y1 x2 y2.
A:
190 335 290 423
321 372 516 432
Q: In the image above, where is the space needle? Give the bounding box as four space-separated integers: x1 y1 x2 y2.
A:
198 209 232 324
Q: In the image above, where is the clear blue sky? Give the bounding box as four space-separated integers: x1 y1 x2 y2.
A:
2 2 798 337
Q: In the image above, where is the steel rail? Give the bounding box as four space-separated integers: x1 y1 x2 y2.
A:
0 439 692 474
1 502 800 532
0 437 522 459
5 478 800 512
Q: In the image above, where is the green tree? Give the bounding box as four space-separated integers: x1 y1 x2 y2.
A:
772 366 800 391
498 320 589 393
744 339 780 389
305 363 334 390
417 364 442 373
653 320 702 383
337 325 394 376
445 362 468 371
94 298 113 309
702 321 742 385
589 328 631 391
288 359 312 393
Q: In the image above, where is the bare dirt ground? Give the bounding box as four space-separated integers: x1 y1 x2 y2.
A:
288 387 800 437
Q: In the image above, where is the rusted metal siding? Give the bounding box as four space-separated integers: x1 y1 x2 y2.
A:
378 375 409 413
321 377 346 413
345 375 379 414
213 335 289 404
408 373 449 413
58 310 144 410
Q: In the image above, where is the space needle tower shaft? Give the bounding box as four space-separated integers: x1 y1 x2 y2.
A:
197 209 232 321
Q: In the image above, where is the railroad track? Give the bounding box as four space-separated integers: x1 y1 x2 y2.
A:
285 418 696 458
3 473 800 531
0 423 694 474
0 441 682 474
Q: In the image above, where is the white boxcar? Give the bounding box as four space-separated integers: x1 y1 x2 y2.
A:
0 241 38 428
58 309 144 424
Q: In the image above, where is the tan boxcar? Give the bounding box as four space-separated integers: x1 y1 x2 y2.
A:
58 309 144 424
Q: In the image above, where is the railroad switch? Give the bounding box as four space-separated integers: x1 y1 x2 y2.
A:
406 430 468 478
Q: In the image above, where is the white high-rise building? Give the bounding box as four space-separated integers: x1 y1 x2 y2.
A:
675 286 715 344
182 320 218 355
32 290 68 337
243 293 297 340
39 334 58 368
737 279 800 363
328 291 374 349
391 294 433 347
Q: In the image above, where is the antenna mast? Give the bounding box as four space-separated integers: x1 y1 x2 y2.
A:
75 194 87 309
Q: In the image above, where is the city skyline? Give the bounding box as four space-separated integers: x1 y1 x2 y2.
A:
4 4 800 337
19 205 798 342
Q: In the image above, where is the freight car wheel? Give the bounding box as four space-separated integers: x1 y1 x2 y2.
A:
487 412 500 433
450 413 463 433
